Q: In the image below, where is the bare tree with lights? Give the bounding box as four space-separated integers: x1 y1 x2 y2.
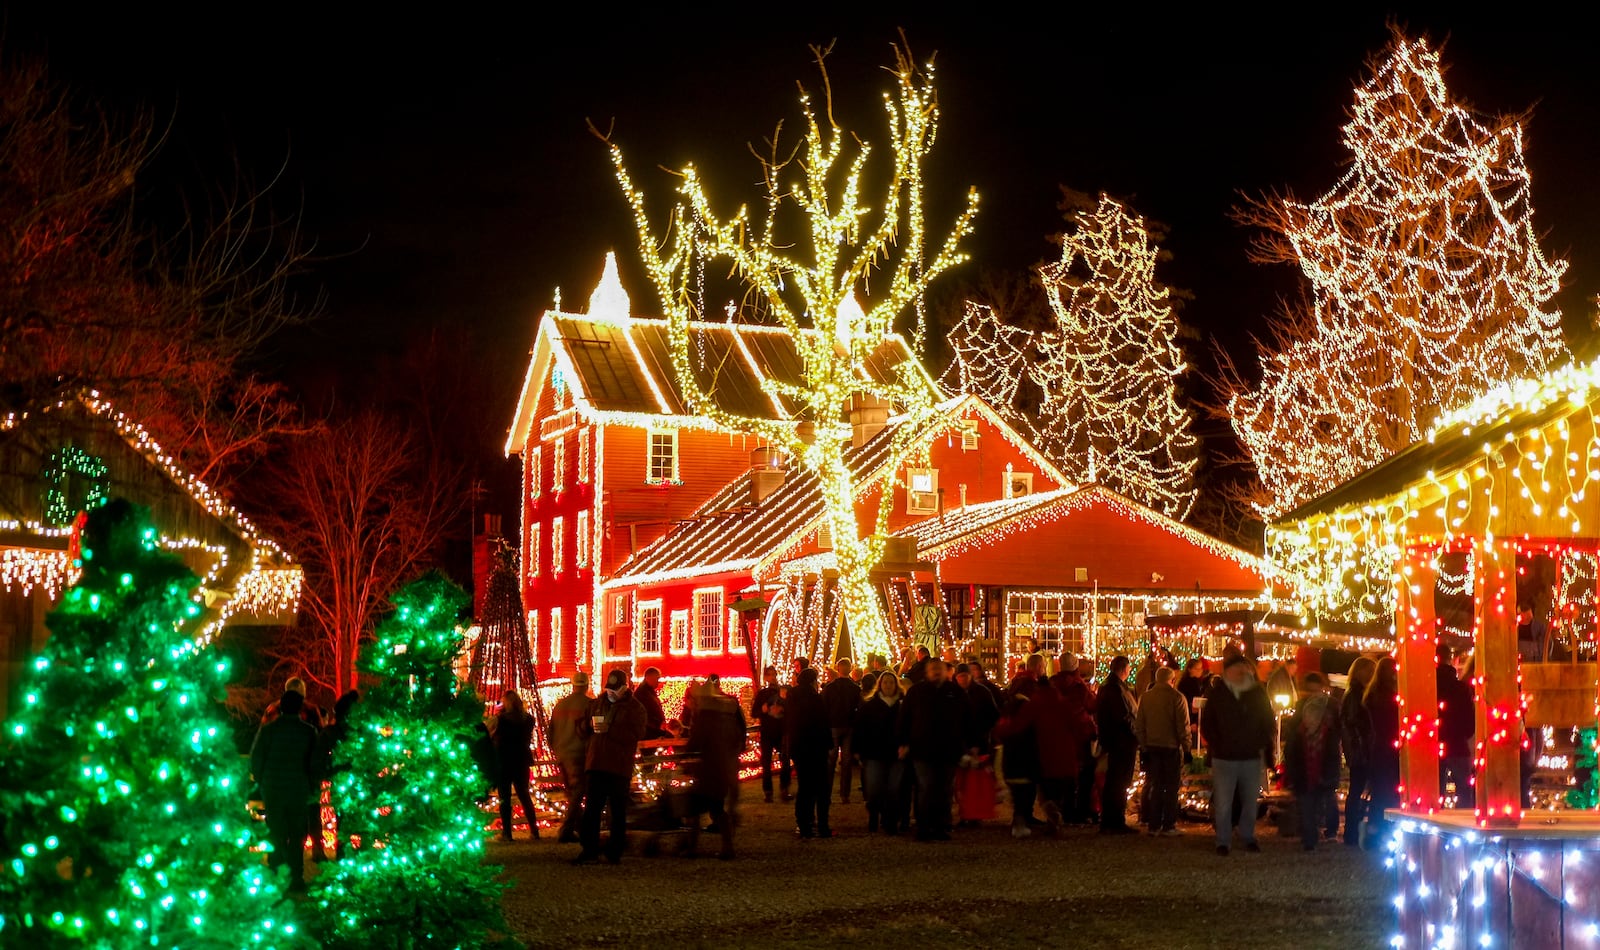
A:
594 38 979 662
1223 28 1568 517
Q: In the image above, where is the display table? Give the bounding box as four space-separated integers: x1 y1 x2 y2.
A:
1388 810 1600 948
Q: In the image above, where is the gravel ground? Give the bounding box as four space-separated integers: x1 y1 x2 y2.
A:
494 780 1391 949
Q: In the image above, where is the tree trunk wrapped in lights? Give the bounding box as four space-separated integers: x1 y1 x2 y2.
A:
596 39 978 662
1224 28 1568 518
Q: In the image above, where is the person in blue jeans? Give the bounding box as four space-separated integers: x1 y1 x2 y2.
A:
1199 654 1276 856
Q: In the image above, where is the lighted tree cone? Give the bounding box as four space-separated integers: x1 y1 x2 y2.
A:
597 38 979 663
309 572 513 950
1226 28 1568 518
0 499 309 947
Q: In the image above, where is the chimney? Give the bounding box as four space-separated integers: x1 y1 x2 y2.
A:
846 393 891 448
471 514 504 620
750 445 787 504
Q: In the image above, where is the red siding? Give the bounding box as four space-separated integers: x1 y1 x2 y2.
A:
610 571 760 681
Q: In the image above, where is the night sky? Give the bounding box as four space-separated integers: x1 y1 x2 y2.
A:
10 7 1600 522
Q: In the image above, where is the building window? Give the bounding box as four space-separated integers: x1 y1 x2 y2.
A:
647 429 678 484
960 419 980 451
1003 468 1033 500
553 438 566 492
527 610 540 663
638 599 663 654
727 609 747 652
530 447 542 499
551 516 564 574
694 588 723 653
670 610 689 653
551 607 562 662
575 605 588 662
576 511 590 568
529 524 541 577
578 429 590 484
906 468 939 515
613 592 630 627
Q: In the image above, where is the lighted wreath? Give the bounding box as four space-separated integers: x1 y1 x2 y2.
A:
41 445 110 526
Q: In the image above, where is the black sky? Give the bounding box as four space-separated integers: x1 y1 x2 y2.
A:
9 6 1600 487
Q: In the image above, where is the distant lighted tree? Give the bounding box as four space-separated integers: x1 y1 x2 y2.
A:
596 38 978 661
1224 28 1568 517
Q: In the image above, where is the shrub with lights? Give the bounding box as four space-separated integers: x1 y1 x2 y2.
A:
0 498 308 947
309 572 513 949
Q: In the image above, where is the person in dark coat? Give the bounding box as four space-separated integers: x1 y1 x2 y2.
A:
996 676 1042 837
1362 656 1401 847
821 657 862 805
1284 672 1343 850
1201 654 1277 856
955 663 1000 754
260 677 328 861
786 667 834 838
636 667 668 740
682 682 746 859
493 690 540 841
250 689 319 891
1095 656 1139 835
319 689 360 860
575 668 648 864
854 671 906 834
897 657 975 841
751 665 790 803
1340 656 1377 845
1436 647 1475 808
905 645 932 684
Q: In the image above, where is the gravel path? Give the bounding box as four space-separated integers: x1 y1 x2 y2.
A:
495 780 1391 949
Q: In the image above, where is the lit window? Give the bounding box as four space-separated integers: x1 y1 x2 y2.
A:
529 524 541 578
551 607 562 662
527 610 540 663
670 610 689 652
578 429 590 484
614 593 630 626
553 438 566 492
647 429 678 484
1003 468 1033 500
695 588 723 652
960 419 980 451
638 600 663 654
575 605 588 663
530 447 542 499
576 511 590 568
728 609 746 652
552 516 564 574
906 467 939 515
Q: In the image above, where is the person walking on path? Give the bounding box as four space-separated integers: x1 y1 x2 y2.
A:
682 681 746 859
1283 671 1343 850
574 669 647 865
250 689 319 892
898 657 975 842
1201 654 1277 856
1362 656 1402 848
494 690 540 841
1134 666 1190 836
1053 654 1097 824
822 657 862 805
786 667 834 838
1340 656 1378 846
1095 656 1139 835
854 671 906 834
548 671 593 842
751 665 791 803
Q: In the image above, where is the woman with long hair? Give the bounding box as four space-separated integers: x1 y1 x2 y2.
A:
1360 656 1400 847
1339 656 1378 846
494 689 540 841
853 670 906 834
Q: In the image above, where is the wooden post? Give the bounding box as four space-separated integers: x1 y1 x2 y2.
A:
1397 543 1440 812
1474 538 1523 827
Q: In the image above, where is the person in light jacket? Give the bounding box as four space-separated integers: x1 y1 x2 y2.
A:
1134 666 1191 836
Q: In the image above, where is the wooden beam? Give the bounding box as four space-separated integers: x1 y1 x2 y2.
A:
1397 543 1440 813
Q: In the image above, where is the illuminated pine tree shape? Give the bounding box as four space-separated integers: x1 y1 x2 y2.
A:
1227 28 1568 517
467 544 550 760
0 499 308 947
598 40 979 660
310 572 512 950
1034 194 1199 519
941 300 1036 419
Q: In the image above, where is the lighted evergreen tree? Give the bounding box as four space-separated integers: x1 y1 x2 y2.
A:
599 38 978 661
1035 193 1199 519
309 572 512 950
467 544 548 759
1225 28 1568 517
0 498 307 947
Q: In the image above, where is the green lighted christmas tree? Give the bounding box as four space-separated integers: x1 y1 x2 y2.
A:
0 499 307 947
309 572 512 949
1566 726 1598 810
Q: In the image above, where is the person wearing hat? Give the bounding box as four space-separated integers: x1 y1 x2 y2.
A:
574 668 647 864
1200 654 1276 856
548 671 593 843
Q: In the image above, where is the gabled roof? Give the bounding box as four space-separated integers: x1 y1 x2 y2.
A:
505 254 938 454
603 394 1072 589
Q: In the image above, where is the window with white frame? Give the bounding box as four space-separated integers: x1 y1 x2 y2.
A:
637 599 663 654
530 447 542 499
1003 467 1033 500
575 605 588 661
694 588 723 652
551 607 562 662
553 438 566 492
527 610 540 662
906 468 939 515
613 592 630 627
529 524 541 577
647 429 678 484
670 609 689 652
727 609 746 652
960 419 980 451
576 510 590 568
551 516 564 573
578 429 590 484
